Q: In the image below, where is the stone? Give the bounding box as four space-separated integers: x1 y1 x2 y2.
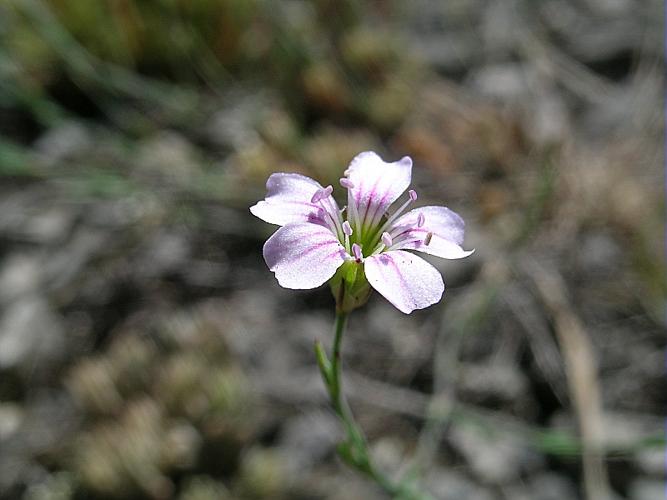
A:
629 479 667 500
504 472 579 500
426 469 495 500
0 298 66 373
136 131 201 182
0 254 41 304
34 121 92 167
0 403 22 441
205 97 262 151
278 411 339 473
449 423 543 483
458 361 529 402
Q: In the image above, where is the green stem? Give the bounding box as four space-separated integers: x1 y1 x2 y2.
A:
329 311 346 415
321 312 431 499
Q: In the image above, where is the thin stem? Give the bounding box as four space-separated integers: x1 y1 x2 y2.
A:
321 312 432 499
330 311 347 415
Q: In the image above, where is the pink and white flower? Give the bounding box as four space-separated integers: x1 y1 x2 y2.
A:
250 151 473 314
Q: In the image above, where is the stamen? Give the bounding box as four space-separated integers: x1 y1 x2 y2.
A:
311 185 343 239
343 168 351 177
347 184 362 235
424 232 433 246
341 220 353 253
417 212 425 228
311 185 334 203
376 189 419 236
340 178 355 189
310 191 322 204
352 243 363 262
381 232 393 247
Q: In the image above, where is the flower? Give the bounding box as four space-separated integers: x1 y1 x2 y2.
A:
250 151 473 314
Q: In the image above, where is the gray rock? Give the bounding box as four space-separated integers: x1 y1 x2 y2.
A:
0 403 22 441
635 447 666 477
44 230 108 292
449 423 543 484
205 96 263 151
278 411 339 473
578 231 623 276
0 254 41 304
504 472 579 500
525 91 570 145
425 469 495 500
136 131 201 182
629 479 667 500
34 121 92 167
410 33 480 73
458 361 528 402
22 471 75 500
0 298 66 373
481 0 520 57
468 64 569 145
0 191 74 244
136 230 190 277
581 77 662 140
20 210 74 245
469 63 534 102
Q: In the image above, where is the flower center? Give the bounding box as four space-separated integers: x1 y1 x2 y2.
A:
335 180 426 258
315 181 432 261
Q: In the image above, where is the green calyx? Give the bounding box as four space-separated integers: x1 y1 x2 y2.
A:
330 260 372 313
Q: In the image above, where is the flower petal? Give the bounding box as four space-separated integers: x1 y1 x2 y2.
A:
346 152 412 231
263 223 346 289
364 250 444 314
250 173 340 227
389 206 474 259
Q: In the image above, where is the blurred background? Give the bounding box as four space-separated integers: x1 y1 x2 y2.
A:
0 1 664 499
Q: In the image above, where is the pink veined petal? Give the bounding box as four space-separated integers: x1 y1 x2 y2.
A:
263 223 346 290
364 250 444 314
346 151 412 231
389 206 474 259
250 172 341 227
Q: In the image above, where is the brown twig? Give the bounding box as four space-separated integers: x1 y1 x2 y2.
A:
524 259 610 500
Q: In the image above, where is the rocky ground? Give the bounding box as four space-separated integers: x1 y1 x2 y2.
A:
0 1 664 499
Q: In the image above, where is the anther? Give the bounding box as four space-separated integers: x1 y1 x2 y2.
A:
424 232 433 246
340 178 355 189
417 213 425 228
352 243 363 262
342 221 353 236
409 190 418 202
311 185 333 203
310 189 324 203
381 232 393 247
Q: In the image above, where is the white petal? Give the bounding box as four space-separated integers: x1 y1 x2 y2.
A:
346 152 412 230
364 250 444 314
263 223 346 289
250 172 340 227
390 206 474 259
